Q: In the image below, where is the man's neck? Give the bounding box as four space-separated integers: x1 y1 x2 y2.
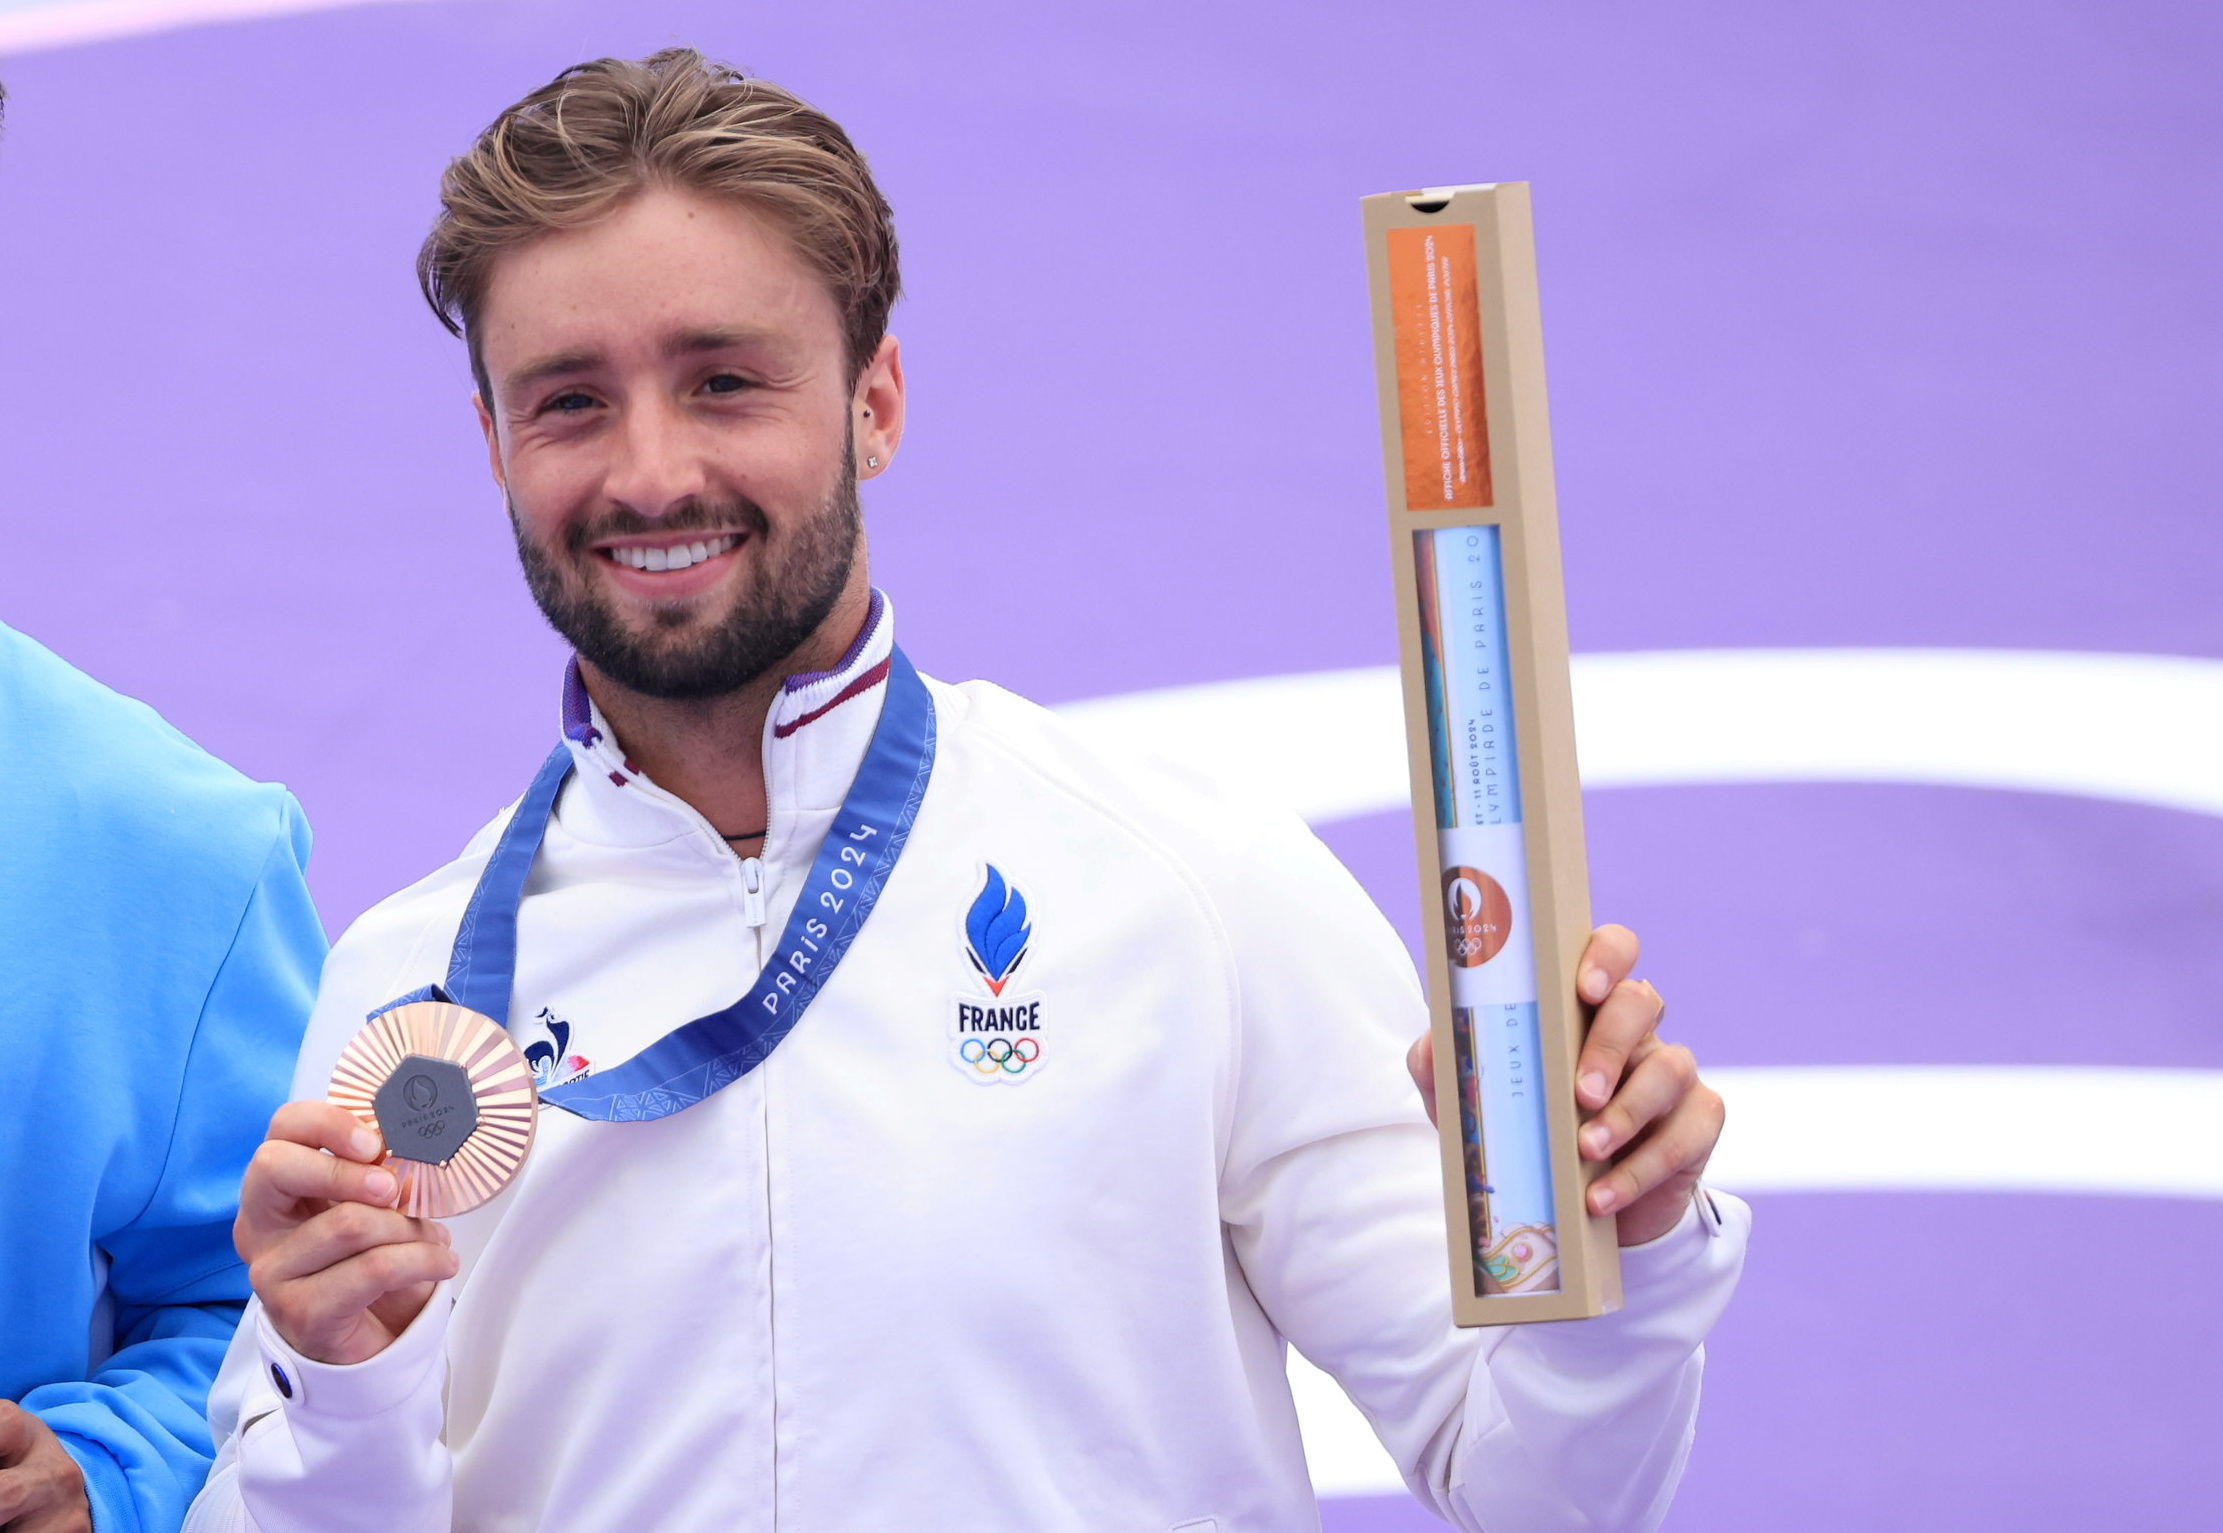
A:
578 585 874 844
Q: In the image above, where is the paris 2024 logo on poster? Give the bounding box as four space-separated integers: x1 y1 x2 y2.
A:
1442 866 1513 968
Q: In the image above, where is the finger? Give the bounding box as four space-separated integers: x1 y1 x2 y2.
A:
268 1099 386 1160
240 1138 397 1229
1587 1083 1725 1216
1 1430 85 1532
252 1202 444 1289
265 1240 460 1331
1406 1033 1439 1128
237 1143 400 1268
0 1466 29 1522
244 1101 394 1230
1575 924 1640 1006
0 1403 29 1462
1575 978 1665 1108
1578 1043 1694 1162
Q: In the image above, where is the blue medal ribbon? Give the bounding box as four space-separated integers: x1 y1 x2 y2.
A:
376 647 936 1122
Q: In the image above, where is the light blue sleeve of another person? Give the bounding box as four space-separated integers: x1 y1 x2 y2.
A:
0 622 326 1533
20 808 324 1533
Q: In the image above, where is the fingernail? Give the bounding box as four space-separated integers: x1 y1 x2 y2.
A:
1581 1124 1611 1157
364 1169 397 1202
1592 1185 1617 1213
431 1222 453 1247
1579 1071 1609 1104
349 1128 379 1159
1582 968 1611 1003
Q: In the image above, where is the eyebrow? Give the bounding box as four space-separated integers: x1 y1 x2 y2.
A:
506 349 603 393
504 329 777 396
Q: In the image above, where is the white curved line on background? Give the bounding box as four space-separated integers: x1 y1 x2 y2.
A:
1055 648 2223 826
1701 1064 2223 1200
0 0 420 55
1295 1063 2223 1499
1063 652 2223 1498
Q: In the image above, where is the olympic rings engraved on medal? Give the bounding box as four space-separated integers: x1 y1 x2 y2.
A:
959 1035 1042 1074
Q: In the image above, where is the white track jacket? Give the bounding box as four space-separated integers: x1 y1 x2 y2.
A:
188 596 1747 1533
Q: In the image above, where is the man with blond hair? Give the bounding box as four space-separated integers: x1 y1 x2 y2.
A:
190 49 1744 1533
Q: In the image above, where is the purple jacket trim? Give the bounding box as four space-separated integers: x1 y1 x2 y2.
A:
561 658 602 747
783 588 886 695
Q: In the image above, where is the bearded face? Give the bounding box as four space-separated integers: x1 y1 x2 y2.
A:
512 459 859 702
473 188 894 711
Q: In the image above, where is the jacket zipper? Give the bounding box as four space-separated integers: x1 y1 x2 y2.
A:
740 855 768 929
739 848 780 1523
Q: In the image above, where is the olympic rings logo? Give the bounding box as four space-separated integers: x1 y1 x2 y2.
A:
959 1036 1041 1075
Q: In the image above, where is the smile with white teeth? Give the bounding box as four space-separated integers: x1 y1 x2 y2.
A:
606 534 739 573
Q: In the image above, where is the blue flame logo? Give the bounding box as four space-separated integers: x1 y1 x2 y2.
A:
964 865 1032 996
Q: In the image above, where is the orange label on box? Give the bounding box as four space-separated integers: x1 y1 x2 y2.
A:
1388 224 1491 509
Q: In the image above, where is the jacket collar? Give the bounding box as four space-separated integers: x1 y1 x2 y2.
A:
552 590 896 857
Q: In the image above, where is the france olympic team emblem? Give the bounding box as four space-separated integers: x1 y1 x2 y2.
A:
950 864 1047 1085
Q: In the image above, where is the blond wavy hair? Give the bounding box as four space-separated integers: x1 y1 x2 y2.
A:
418 48 901 396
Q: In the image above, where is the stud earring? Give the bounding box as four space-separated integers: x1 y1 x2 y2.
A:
867 455 880 469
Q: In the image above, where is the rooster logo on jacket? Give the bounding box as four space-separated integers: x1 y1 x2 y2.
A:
521 1006 591 1090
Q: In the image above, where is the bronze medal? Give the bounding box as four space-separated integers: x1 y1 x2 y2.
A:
328 1001 538 1218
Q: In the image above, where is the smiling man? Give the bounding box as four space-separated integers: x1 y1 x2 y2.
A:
188 50 1745 1533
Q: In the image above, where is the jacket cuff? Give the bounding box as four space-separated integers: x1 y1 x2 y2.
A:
255 1283 453 1421
1523 1183 1748 1379
1616 1185 1747 1295
1491 1185 1750 1384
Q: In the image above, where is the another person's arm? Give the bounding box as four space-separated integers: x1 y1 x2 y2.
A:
13 814 324 1533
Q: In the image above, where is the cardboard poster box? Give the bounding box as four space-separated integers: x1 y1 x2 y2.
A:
1361 183 1622 1325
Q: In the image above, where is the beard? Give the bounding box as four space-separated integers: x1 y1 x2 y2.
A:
514 464 861 703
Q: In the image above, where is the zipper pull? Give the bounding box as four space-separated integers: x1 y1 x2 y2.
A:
740 856 768 928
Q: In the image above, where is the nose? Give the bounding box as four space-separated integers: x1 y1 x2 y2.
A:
600 392 711 517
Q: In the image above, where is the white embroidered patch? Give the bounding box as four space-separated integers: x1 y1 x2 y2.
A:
948 991 1047 1085
518 1005 592 1090
952 863 1045 1084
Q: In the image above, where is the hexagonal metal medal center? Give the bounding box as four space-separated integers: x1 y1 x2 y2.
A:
373 1055 478 1166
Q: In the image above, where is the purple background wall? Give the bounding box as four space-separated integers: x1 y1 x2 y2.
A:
2 2 2218 1527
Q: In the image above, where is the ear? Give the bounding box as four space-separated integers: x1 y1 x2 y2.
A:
852 334 905 480
474 392 508 495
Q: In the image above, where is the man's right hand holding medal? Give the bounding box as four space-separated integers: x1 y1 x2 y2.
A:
234 1103 460 1365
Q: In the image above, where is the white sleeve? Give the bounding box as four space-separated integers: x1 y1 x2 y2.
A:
184 1289 456 1533
182 1316 264 1533
1442 1190 1748 1532
185 878 476 1533
1208 812 1748 1533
